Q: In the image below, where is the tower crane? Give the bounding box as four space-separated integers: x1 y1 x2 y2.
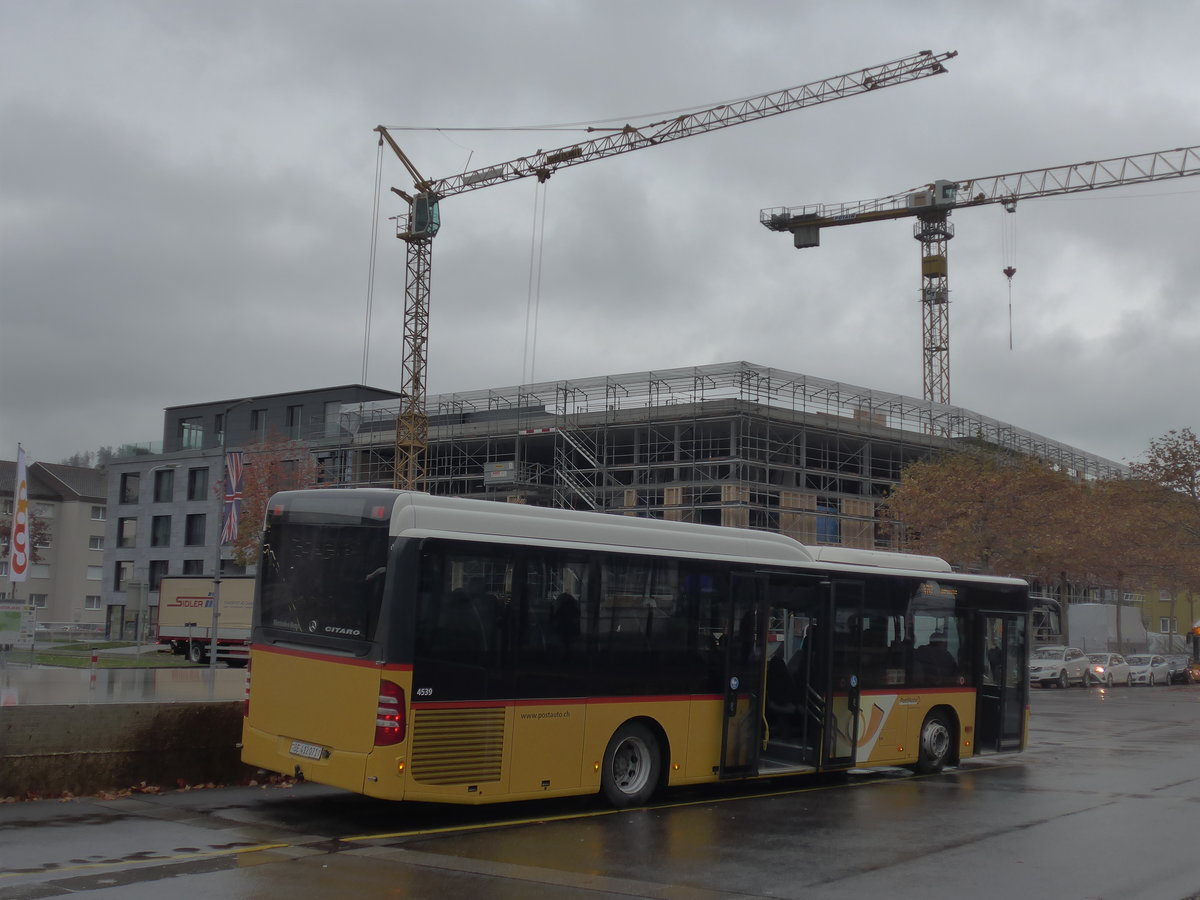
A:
375 49 959 490
761 144 1200 405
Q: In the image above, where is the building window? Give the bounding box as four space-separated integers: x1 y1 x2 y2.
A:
215 412 226 444
154 468 175 502
32 502 54 518
149 559 170 591
183 559 206 575
32 564 50 579
286 404 304 438
30 594 48 609
0 560 7 577
185 514 207 546
151 515 172 548
89 535 105 551
179 417 204 449
187 467 209 501
91 505 107 521
816 498 841 544
1 499 11 516
84 595 102 610
250 408 267 440
119 472 140 504
87 566 103 581
114 561 133 591
118 517 138 548
1160 617 1177 634
35 531 52 549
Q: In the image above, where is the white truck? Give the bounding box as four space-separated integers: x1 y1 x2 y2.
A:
157 576 253 666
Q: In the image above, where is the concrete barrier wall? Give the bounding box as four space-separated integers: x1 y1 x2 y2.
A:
0 702 256 797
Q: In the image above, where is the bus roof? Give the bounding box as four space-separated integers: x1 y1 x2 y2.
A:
268 490 1022 585
387 490 817 567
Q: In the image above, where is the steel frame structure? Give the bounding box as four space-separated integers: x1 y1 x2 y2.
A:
319 361 1124 549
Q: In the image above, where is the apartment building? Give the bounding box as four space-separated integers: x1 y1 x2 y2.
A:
1 460 108 629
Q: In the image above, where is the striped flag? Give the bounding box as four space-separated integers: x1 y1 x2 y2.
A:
220 450 245 544
8 446 29 582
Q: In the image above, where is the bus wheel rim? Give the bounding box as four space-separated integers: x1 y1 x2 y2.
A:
923 719 950 760
612 736 651 794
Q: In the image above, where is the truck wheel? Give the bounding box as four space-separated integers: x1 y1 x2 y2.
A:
188 641 206 664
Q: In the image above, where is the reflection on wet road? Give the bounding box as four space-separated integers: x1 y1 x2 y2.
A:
0 665 245 705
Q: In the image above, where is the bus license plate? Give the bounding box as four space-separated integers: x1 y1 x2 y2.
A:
289 739 324 760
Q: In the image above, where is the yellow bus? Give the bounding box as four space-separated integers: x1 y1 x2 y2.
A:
241 490 1029 807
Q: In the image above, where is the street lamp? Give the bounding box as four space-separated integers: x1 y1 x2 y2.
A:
210 397 253 672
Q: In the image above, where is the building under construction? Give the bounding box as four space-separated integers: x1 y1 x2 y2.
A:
316 361 1124 551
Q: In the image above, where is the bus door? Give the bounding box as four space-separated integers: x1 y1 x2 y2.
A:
824 580 865 769
719 572 766 778
761 576 830 771
976 612 1027 752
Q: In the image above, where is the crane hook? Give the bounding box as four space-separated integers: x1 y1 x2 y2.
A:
1003 265 1016 282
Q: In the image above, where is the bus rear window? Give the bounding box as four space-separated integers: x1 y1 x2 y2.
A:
259 521 390 647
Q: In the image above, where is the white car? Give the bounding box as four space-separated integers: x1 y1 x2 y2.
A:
1126 654 1170 686
1086 652 1130 687
1029 645 1090 688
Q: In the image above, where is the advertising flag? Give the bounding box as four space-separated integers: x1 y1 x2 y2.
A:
220 450 245 544
9 446 29 582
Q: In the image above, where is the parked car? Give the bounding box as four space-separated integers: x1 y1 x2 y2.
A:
1086 652 1131 687
1165 654 1191 684
1188 660 1200 684
1126 654 1170 686
1029 645 1090 688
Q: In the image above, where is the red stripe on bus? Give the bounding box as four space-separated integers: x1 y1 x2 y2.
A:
251 643 411 671
412 694 724 711
860 687 973 696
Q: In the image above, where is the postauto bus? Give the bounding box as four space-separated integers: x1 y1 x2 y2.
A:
241 490 1029 807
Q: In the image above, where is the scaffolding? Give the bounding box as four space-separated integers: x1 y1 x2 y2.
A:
315 361 1125 550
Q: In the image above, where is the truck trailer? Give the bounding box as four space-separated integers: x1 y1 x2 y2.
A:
157 576 253 666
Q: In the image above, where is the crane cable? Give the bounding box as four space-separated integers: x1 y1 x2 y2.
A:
522 181 549 385
362 138 385 384
1001 202 1017 351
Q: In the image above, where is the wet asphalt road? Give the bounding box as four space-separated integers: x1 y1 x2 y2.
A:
2 683 1198 900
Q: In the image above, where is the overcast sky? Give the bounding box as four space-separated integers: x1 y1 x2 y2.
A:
2 1 1197 469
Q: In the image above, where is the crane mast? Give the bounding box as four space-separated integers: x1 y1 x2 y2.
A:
376 49 958 490
761 144 1200 406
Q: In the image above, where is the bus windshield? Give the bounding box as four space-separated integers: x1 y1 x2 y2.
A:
259 518 390 649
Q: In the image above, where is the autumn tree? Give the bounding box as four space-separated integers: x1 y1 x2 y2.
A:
882 447 1080 581
1126 427 1200 625
0 512 51 568
1130 427 1200 501
222 430 319 566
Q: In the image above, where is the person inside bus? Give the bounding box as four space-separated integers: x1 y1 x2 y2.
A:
914 631 958 684
551 591 581 660
765 642 802 737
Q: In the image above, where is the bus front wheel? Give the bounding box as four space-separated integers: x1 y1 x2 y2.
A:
912 711 953 775
600 722 661 808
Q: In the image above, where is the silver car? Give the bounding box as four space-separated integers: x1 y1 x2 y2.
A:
1126 654 1169 686
1086 652 1130 687
1029 645 1090 688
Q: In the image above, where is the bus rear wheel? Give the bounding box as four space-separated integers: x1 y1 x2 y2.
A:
912 711 953 775
600 722 661 808
188 641 206 664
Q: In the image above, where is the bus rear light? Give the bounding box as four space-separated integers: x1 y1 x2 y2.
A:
375 680 406 746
